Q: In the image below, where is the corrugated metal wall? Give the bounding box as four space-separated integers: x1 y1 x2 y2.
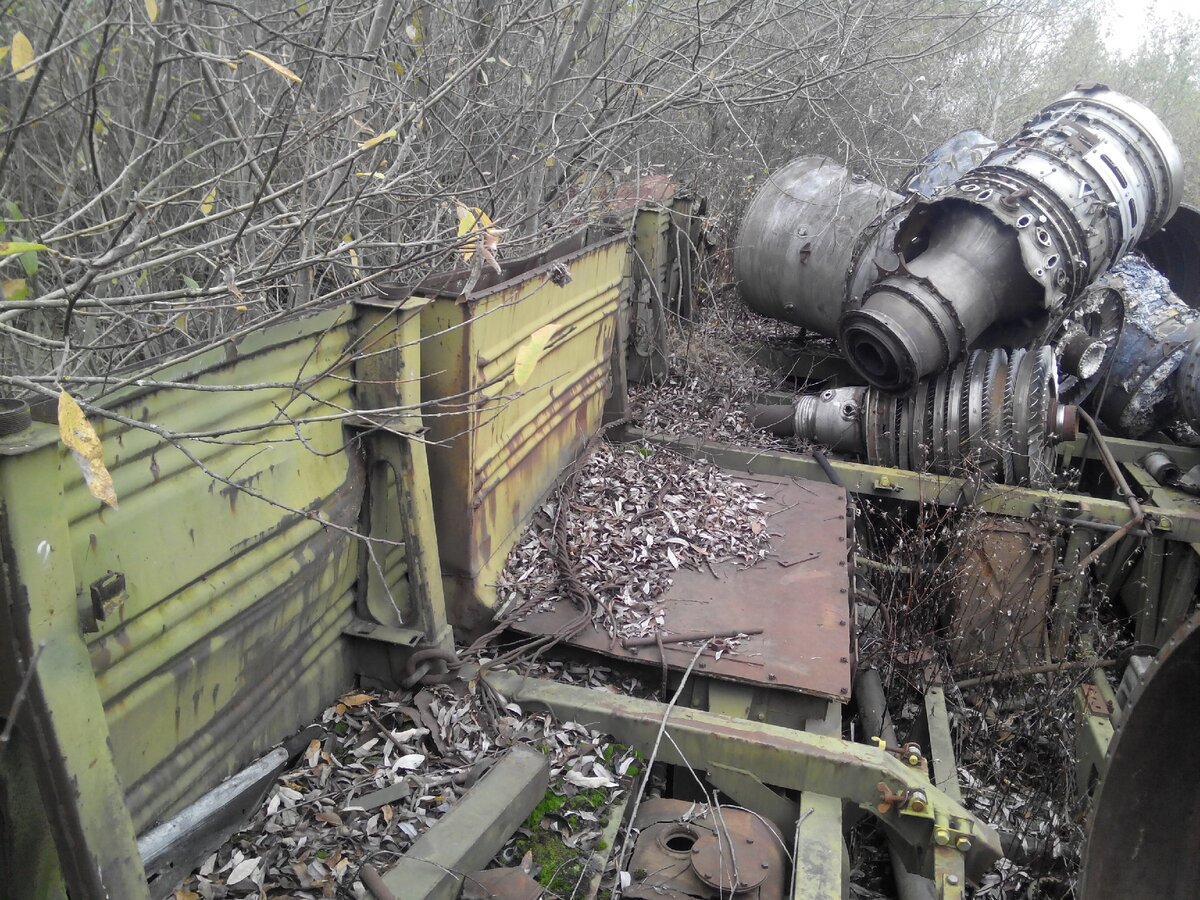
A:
71 308 364 831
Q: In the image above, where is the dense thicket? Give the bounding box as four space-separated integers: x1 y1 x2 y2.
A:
0 0 1195 388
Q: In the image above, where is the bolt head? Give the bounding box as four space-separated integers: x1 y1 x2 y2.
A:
934 828 950 846
948 874 960 886
956 836 972 853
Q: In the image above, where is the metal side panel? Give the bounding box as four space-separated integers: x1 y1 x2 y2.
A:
417 234 626 629
2 309 367 851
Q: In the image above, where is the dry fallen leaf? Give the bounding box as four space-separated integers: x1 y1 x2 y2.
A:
11 32 34 82
244 49 301 84
454 201 503 273
226 856 260 886
58 391 118 509
359 128 397 150
2 278 28 301
565 770 617 790
395 753 426 770
0 241 48 256
340 692 375 707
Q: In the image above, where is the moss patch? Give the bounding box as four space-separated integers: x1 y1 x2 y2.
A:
514 746 633 895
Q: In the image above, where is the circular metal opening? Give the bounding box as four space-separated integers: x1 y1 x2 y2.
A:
1016 214 1033 228
977 189 993 201
660 827 698 855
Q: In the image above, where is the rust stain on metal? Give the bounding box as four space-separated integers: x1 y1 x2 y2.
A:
945 516 1052 671
389 228 626 630
512 477 853 699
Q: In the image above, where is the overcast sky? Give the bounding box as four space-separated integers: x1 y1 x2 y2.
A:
1105 0 1199 54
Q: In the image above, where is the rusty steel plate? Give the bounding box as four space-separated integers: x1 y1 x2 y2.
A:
511 476 853 699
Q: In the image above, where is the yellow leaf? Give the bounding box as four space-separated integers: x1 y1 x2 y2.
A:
0 47 9 64
454 202 503 272
172 313 187 335
2 278 28 300
339 692 375 707
389 61 405 77
359 128 397 150
145 0 159 23
0 241 48 255
235 304 248 312
244 49 301 84
58 391 118 509
199 186 216 215
513 324 557 386
11 32 34 82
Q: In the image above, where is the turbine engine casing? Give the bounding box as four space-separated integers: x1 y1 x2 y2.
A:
840 85 1182 392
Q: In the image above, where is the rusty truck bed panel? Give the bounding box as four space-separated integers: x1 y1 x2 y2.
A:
512 476 854 699
408 232 628 630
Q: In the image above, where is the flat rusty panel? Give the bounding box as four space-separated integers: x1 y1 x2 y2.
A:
512 477 853 699
411 232 627 629
945 517 1052 670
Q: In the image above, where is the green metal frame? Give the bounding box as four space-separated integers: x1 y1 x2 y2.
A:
0 428 149 898
372 745 549 900
628 430 1200 541
484 670 1003 884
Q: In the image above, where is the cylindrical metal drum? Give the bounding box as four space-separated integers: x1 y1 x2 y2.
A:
735 157 900 334
1081 611 1200 900
1139 203 1200 307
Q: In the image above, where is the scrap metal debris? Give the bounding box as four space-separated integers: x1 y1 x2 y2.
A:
495 441 773 645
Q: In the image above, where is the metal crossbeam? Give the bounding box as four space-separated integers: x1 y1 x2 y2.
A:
484 670 1003 882
628 430 1200 543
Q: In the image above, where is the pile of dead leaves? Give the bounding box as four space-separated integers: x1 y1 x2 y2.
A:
496 441 772 643
630 289 801 450
174 670 637 899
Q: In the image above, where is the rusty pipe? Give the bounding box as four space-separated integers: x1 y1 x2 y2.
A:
1073 409 1146 575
